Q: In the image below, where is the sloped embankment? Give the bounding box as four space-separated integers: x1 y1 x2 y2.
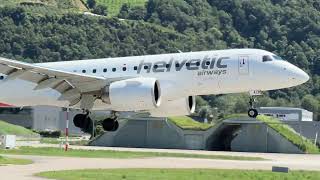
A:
0 120 38 137
256 115 319 154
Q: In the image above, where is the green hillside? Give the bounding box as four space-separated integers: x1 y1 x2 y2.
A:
0 0 88 14
0 120 38 136
96 0 147 16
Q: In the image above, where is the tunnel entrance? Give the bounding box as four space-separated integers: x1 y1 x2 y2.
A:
206 124 242 151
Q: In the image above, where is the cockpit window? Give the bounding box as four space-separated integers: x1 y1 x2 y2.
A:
262 55 272 62
272 55 284 60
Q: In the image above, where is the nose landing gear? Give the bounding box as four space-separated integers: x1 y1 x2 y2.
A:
248 96 258 118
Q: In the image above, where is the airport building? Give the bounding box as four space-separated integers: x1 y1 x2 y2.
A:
257 107 313 121
0 106 82 134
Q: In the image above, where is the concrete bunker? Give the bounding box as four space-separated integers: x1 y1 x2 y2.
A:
205 123 241 151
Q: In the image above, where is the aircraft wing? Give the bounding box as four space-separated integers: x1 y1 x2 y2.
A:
0 57 125 108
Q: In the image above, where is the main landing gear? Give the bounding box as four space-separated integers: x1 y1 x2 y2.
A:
248 96 259 118
73 111 119 132
73 111 92 129
101 111 119 132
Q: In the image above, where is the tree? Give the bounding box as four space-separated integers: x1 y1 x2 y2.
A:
92 4 108 16
128 6 146 20
87 0 96 9
301 95 319 113
118 3 130 18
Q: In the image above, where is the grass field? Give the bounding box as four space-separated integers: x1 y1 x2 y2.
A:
96 0 147 16
0 147 264 161
168 116 212 131
37 169 320 180
0 155 32 165
0 120 38 136
40 138 89 146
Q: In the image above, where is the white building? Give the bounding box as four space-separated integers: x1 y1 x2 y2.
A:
257 107 313 121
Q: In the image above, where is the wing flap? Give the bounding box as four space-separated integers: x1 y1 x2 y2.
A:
5 70 28 81
34 78 64 90
0 64 17 75
58 88 81 101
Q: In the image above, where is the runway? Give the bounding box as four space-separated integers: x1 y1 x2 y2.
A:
1 145 320 180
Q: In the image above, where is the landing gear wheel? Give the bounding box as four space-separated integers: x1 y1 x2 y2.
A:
73 113 91 129
73 114 86 128
248 108 258 118
102 118 119 132
247 95 259 118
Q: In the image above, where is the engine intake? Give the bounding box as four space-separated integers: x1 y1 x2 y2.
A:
101 77 161 111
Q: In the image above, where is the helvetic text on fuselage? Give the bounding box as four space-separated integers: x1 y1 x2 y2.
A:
137 56 229 76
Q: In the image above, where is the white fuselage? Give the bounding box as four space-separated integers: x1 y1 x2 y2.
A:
0 49 309 110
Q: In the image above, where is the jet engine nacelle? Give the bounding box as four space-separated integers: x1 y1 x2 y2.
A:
101 77 161 111
149 96 196 117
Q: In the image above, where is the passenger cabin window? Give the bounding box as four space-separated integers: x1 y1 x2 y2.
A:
262 55 272 62
0 76 4 80
112 68 116 72
103 68 107 72
82 70 86 73
122 67 127 71
93 69 97 73
134 66 138 70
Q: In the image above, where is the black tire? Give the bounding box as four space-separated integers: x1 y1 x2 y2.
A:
102 118 119 132
73 114 86 128
102 118 116 131
84 116 92 129
248 108 258 118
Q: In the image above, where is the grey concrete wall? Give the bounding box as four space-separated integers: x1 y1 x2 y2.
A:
284 121 320 144
0 114 33 128
33 106 61 131
231 124 303 153
231 124 267 152
33 106 82 135
90 118 216 150
90 118 307 154
90 118 186 149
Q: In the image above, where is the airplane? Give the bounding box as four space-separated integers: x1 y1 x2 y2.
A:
0 49 309 131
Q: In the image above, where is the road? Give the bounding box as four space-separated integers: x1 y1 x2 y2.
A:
0 145 319 180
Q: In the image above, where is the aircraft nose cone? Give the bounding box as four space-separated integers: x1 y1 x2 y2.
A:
292 68 309 85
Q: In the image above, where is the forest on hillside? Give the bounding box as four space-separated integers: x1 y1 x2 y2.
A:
0 0 319 120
